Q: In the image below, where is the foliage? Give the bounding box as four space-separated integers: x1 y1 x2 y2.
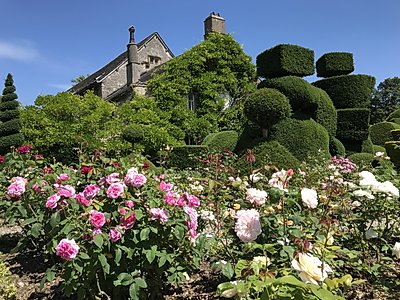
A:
385 141 400 167
329 137 346 157
347 152 375 168
244 88 291 136
20 91 115 163
386 108 400 123
361 138 374 154
147 33 256 143
202 130 239 152
256 44 315 78
316 52 354 78
0 254 16 299
313 74 376 109
369 121 400 147
336 108 370 141
370 77 400 124
251 140 300 170
167 145 209 169
0 73 23 154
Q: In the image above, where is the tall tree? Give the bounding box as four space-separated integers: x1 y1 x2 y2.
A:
370 77 400 124
0 73 24 153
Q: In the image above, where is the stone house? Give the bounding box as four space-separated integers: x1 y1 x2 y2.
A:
69 13 226 103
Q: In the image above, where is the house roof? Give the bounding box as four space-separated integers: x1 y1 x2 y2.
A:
69 32 174 95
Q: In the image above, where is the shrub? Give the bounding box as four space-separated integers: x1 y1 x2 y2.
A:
0 119 21 136
259 76 337 136
316 52 354 77
256 44 315 78
336 108 370 141
0 100 19 111
385 141 400 167
313 74 376 109
373 144 386 154
202 130 238 152
251 140 300 169
168 145 209 169
330 136 346 156
348 152 375 167
122 124 145 144
387 108 400 122
361 138 374 154
269 118 330 162
234 121 263 154
392 118 400 125
0 133 24 153
0 256 16 299
0 109 19 123
391 129 400 140
244 88 291 136
370 121 400 146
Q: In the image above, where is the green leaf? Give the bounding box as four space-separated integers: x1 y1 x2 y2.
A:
98 254 110 274
79 252 90 260
50 211 61 228
221 262 235 279
30 223 42 238
174 225 184 240
145 245 157 264
158 254 167 268
22 217 36 226
140 227 150 241
129 283 139 300
235 259 249 278
134 277 147 288
93 234 103 248
116 273 134 286
115 248 122 265
275 275 307 289
311 285 340 300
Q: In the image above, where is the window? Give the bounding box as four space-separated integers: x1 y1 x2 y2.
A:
148 56 161 65
187 93 196 111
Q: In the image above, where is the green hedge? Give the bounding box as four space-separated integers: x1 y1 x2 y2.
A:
361 138 374 154
0 109 19 122
386 108 400 122
316 52 354 78
234 121 263 154
168 145 209 169
336 108 370 141
369 121 400 146
202 130 238 152
0 133 24 154
392 118 400 125
384 141 400 167
0 119 21 136
0 100 19 111
259 76 337 136
269 118 330 162
329 136 346 156
252 140 300 170
256 44 315 78
373 144 386 155
313 74 375 109
244 88 291 131
391 129 400 140
348 152 375 168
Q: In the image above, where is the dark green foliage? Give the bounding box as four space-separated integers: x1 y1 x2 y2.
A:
348 152 375 167
0 133 24 153
244 88 291 133
369 121 400 146
329 136 346 156
168 145 209 169
234 121 263 154
122 124 145 144
0 119 21 136
256 44 315 78
340 140 363 155
370 77 400 124
313 74 376 109
202 130 238 152
385 141 400 167
316 52 354 78
259 76 337 136
0 100 19 111
361 138 374 154
391 129 400 140
0 109 19 122
386 108 400 122
252 140 300 170
373 144 386 154
336 108 370 141
392 118 400 125
269 118 330 162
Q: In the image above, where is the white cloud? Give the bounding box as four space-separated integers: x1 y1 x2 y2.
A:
48 83 72 90
0 39 40 62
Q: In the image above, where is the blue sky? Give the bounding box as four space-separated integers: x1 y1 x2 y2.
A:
0 0 399 106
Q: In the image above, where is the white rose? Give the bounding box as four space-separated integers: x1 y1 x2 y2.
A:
291 253 332 284
246 188 268 206
301 188 318 209
359 171 379 190
392 242 400 259
375 181 399 198
353 189 375 199
249 173 263 183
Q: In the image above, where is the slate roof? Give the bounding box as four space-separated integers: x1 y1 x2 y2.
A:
69 32 173 95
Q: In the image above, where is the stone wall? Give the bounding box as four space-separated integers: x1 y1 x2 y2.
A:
101 63 128 99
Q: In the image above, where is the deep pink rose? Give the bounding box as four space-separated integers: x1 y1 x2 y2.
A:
89 210 105 228
124 169 147 188
125 200 135 208
16 144 31 154
106 182 125 199
149 208 168 223
56 238 79 260
109 228 123 242
121 213 135 230
164 191 177 206
46 194 60 209
58 174 69 181
186 193 200 207
0 155 4 163
57 185 76 198
81 165 93 175
159 181 173 192
75 192 92 207
83 184 100 199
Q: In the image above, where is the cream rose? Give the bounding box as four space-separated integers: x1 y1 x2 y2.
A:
291 253 332 284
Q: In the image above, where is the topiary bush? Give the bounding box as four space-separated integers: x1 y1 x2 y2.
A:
251 140 300 170
386 108 400 122
244 88 291 137
0 255 16 300
313 74 376 109
316 52 354 78
384 141 400 167
259 76 337 136
372 144 386 154
369 121 400 146
256 44 315 78
202 130 238 152
269 118 330 162
122 124 145 144
0 119 21 136
348 152 375 167
391 129 400 140
361 138 374 154
234 121 263 154
168 145 209 169
329 136 346 156
336 108 370 141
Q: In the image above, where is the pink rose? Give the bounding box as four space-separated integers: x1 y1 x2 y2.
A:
164 191 177 206
58 174 69 181
125 172 147 188
235 209 262 242
109 228 122 243
159 181 173 192
149 208 168 223
57 185 76 198
186 193 200 207
56 238 79 260
125 200 135 208
83 184 100 199
92 228 102 236
120 213 135 230
119 207 127 216
46 194 60 209
89 210 106 228
7 182 26 198
75 193 92 207
100 173 120 185
106 182 125 199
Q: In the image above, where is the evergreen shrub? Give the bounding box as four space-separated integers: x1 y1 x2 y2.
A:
168 145 209 169
329 136 346 156
391 129 400 140
316 52 354 77
386 108 400 122
234 121 263 154
251 140 300 170
384 141 400 167
202 130 238 152
372 144 386 154
336 108 370 141
361 138 374 154
313 74 376 109
0 101 19 111
0 119 21 136
0 133 24 153
348 152 375 167
0 109 19 123
370 121 400 146
269 118 330 162
122 124 145 144
256 44 314 78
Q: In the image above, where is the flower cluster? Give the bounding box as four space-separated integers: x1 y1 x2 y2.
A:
246 188 268 206
234 209 262 242
7 177 27 198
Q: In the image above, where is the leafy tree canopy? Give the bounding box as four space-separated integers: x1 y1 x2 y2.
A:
370 77 400 124
147 33 256 143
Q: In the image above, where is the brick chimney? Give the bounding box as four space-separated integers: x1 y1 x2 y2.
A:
204 12 226 39
126 26 140 85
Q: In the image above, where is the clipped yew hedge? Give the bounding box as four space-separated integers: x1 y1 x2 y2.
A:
256 44 314 78
0 119 21 136
336 108 370 141
202 130 238 152
316 52 354 78
329 136 346 156
370 121 400 146
0 133 24 153
313 74 375 109
252 140 300 170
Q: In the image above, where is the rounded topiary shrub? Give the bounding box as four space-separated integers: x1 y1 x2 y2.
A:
122 124 145 144
361 138 374 154
316 52 354 78
202 130 238 152
369 121 400 146
259 76 337 136
330 136 346 157
244 88 291 137
391 129 400 140
168 145 209 169
0 119 21 136
384 141 400 167
372 144 386 155
348 152 376 168
386 108 400 122
269 118 330 162
313 74 376 109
